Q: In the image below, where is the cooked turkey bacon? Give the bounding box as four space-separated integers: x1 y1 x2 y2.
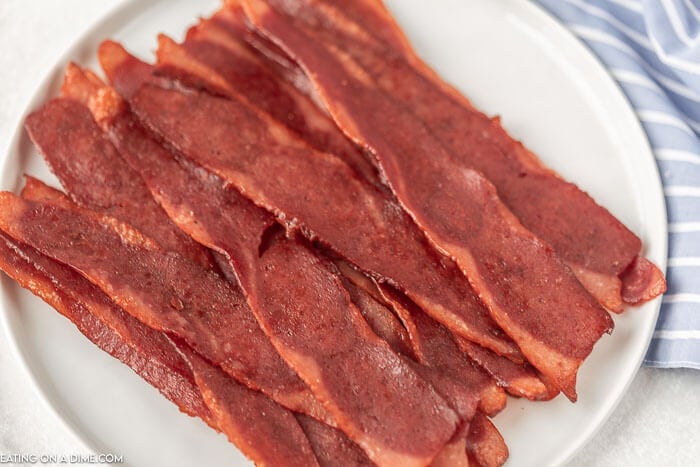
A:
0 232 217 428
0 227 328 466
376 286 506 418
242 0 615 400
0 190 331 421
2 2 667 465
466 413 509 467
82 85 459 465
251 237 458 466
295 414 374 467
25 95 215 270
175 343 321 467
457 338 559 401
242 0 665 311
97 37 523 363
125 79 522 363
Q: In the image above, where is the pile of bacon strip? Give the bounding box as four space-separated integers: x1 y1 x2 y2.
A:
0 1 666 465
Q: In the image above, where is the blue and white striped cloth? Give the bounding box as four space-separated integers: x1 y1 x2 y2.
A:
535 0 700 369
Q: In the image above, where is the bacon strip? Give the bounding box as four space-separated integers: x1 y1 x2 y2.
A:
252 235 458 466
242 0 614 400
154 29 378 186
0 231 216 428
375 286 506 418
241 0 665 310
335 265 415 360
0 188 328 421
457 338 559 401
60 73 395 463
173 343 320 467
466 413 509 467
295 414 374 467
111 48 523 364
24 94 214 270
337 262 507 418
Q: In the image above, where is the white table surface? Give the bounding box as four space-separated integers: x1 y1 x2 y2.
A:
0 1 698 466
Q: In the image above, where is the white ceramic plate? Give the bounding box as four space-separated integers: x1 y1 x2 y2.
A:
0 0 667 466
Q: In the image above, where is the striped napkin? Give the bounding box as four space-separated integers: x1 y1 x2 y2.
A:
533 0 700 368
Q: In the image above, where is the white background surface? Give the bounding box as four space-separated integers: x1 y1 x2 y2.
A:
0 1 698 466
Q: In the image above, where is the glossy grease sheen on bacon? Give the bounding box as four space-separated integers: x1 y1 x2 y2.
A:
242 0 614 400
125 79 524 363
244 0 665 310
0 231 216 428
24 94 214 270
0 190 329 421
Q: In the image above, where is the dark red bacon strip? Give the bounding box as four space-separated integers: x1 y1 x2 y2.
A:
375 285 506 418
0 188 329 421
0 230 216 429
620 256 668 306
335 264 415 360
174 343 320 467
251 236 458 466
466 413 509 467
295 414 374 467
25 91 214 270
154 30 378 186
457 338 559 401
242 0 614 400
250 0 666 310
337 264 507 417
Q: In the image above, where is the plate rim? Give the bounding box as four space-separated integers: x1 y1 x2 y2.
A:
0 0 668 465
495 0 668 464
0 0 165 458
